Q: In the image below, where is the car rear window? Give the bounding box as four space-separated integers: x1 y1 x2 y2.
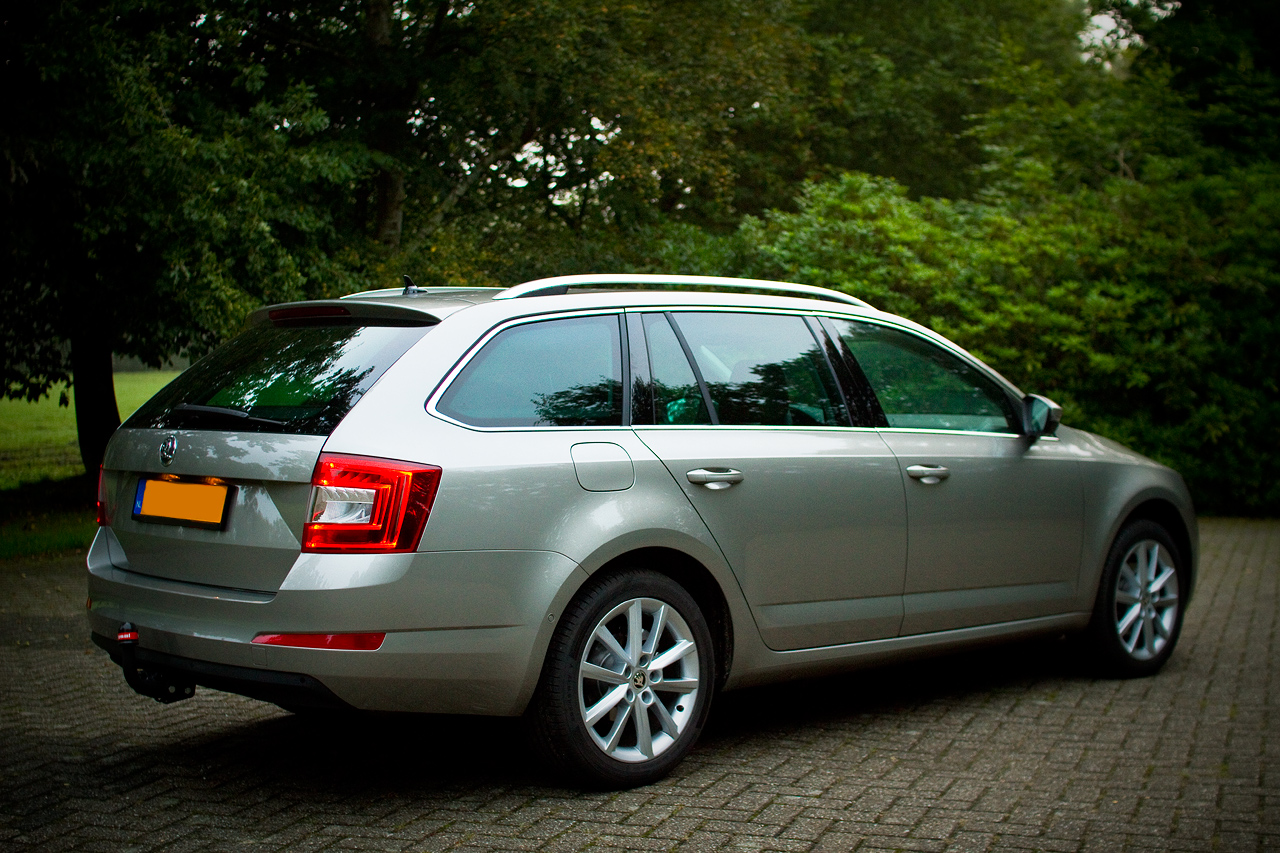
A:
125 322 431 435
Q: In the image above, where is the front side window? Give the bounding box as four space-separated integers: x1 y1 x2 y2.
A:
436 315 623 428
668 313 848 427
830 319 1018 433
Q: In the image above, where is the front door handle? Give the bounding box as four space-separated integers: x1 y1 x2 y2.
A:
906 464 950 484
687 468 744 490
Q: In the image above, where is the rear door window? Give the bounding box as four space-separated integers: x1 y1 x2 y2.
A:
435 314 624 428
667 312 849 427
641 313 712 425
126 322 431 435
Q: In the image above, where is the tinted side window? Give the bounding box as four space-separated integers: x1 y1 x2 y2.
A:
641 313 712 425
671 313 848 427
436 315 623 427
830 319 1018 433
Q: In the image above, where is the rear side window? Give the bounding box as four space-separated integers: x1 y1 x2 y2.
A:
830 319 1018 433
436 315 623 428
126 323 430 435
669 312 849 427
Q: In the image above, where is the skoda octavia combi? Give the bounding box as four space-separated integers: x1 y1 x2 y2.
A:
88 274 1196 787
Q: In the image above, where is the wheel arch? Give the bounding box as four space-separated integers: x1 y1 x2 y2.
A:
1118 498 1198 598
586 546 735 692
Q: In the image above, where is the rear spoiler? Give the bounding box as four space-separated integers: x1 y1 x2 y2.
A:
247 301 440 327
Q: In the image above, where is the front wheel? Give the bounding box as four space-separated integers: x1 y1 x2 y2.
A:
529 568 715 788
1084 520 1185 677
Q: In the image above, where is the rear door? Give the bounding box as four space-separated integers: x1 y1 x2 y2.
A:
825 318 1083 634
102 318 431 592
632 311 907 650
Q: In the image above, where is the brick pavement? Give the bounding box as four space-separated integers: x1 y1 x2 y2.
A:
1 519 1277 852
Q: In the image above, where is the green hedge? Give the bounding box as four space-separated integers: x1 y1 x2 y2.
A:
727 170 1280 515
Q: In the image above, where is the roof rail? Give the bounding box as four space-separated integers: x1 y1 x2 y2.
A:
493 274 871 308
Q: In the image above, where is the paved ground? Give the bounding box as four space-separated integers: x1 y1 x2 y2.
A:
1 519 1277 852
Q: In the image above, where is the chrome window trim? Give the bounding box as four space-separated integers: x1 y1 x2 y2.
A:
625 305 824 319
631 423 880 433
432 421 633 434
876 427 1024 439
426 309 629 432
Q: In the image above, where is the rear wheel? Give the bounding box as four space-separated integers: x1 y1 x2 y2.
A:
1085 520 1185 677
529 568 715 788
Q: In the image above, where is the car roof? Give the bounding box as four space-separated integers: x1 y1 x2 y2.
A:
250 274 1026 399
256 275 883 325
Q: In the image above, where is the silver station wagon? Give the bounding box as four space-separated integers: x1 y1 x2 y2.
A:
88 274 1196 787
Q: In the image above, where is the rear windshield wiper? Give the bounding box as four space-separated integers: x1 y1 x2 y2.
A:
169 403 287 429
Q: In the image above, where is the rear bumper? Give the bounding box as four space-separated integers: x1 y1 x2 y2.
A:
93 632 349 710
86 528 586 715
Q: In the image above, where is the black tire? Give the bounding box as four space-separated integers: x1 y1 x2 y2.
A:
528 568 716 789
1084 520 1186 678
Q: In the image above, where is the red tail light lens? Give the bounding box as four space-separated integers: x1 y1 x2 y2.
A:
301 454 441 553
252 632 385 651
96 464 107 526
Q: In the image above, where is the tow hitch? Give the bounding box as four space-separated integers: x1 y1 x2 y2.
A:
116 623 196 704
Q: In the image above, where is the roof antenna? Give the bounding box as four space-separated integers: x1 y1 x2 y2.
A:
402 274 421 296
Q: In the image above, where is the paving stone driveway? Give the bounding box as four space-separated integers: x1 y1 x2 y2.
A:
1 519 1277 852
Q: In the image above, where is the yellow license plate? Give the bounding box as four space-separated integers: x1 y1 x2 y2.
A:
132 479 233 530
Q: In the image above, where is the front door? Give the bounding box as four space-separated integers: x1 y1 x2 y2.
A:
826 318 1083 635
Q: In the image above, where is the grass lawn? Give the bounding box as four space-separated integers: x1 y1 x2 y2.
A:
0 371 180 558
0 372 180 491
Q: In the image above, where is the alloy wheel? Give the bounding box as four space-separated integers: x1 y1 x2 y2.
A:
577 597 701 763
1113 538 1180 661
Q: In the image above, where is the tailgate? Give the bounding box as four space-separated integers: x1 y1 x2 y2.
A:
101 428 325 592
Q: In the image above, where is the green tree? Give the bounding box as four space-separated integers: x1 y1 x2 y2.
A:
3 0 801 475
3 0 360 473
724 0 1096 218
1103 0 1280 164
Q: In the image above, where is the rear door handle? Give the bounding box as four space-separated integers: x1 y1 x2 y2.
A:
905 465 950 484
686 468 744 490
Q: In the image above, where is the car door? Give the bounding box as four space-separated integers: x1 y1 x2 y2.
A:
824 317 1083 635
631 310 907 650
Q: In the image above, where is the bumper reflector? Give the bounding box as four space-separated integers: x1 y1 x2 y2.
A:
251 632 385 651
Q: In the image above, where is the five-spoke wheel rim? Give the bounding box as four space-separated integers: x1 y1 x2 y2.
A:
1113 539 1180 661
578 597 700 763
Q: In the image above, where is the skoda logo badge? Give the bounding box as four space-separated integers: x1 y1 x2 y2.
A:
159 435 177 467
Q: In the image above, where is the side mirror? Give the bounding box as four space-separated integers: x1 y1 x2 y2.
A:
1022 394 1062 439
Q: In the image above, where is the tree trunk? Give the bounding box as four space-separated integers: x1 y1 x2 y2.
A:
365 0 405 250
373 167 406 249
70 331 120 475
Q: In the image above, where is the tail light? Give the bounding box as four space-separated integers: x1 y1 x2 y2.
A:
301 453 441 553
96 465 107 526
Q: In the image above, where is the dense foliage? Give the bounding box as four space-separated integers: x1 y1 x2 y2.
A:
4 0 1278 513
